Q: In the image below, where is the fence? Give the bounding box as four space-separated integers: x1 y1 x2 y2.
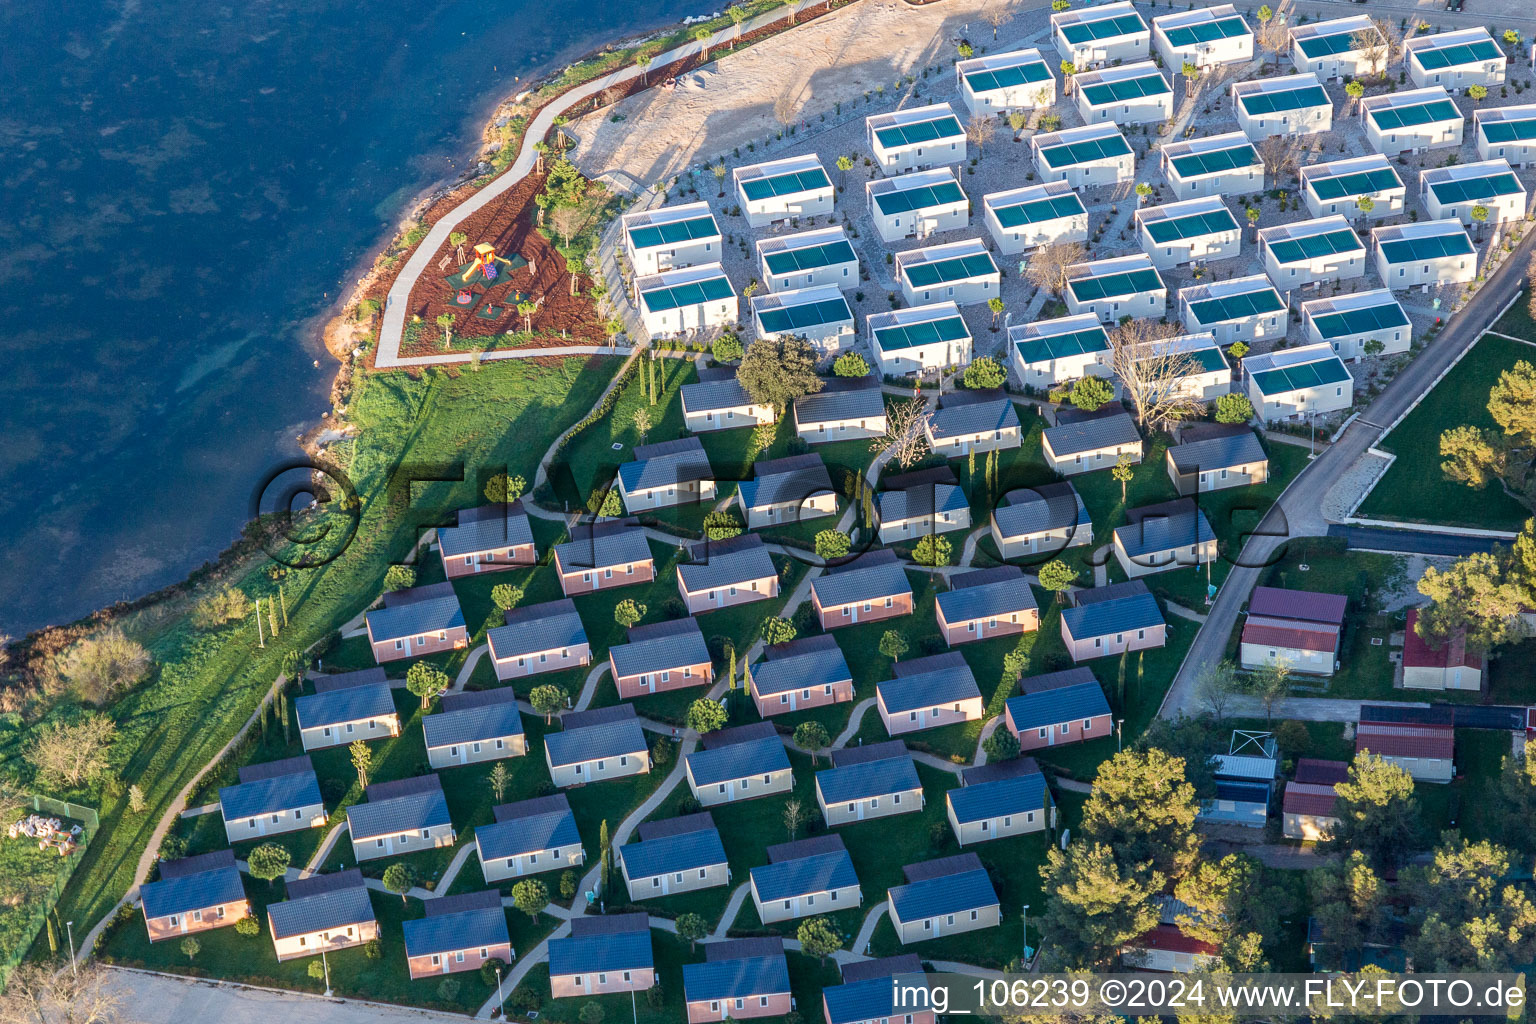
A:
0 796 98 990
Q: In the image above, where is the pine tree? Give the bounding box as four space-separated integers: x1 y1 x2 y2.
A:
599 819 612 897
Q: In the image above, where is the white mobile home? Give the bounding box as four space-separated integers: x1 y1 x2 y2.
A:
681 374 777 433
636 263 738 339
1052 2 1150 67
1178 275 1286 346
757 227 860 293
867 103 966 174
751 287 855 356
1372 220 1477 290
1073 62 1172 127
1125 332 1231 402
896 238 1000 307
1244 344 1354 420
1258 216 1365 289
867 169 969 244
868 303 972 378
1299 155 1406 221
1063 254 1166 323
622 202 722 277
734 155 835 228
1362 88 1463 156
1421 160 1528 226
1301 289 1411 360
1476 105 1536 167
983 181 1088 254
1134 195 1241 269
1290 16 1386 81
1405 28 1505 90
1152 6 1253 70
957 49 1056 115
1160 132 1264 199
1009 314 1112 388
1232 75 1332 140
1032 123 1135 188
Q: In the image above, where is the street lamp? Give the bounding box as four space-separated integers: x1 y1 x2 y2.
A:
65 920 77 978
495 965 504 1015
322 948 333 997
1116 718 1124 752
1022 903 1031 965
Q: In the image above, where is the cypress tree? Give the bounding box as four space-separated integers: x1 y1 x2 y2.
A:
599 819 612 897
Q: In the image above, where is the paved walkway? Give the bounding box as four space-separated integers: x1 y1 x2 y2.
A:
711 883 753 939
852 901 889 955
106 968 469 1024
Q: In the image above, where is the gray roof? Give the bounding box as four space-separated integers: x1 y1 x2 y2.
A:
487 598 588 661
794 379 885 427
750 643 852 697
677 534 777 595
817 754 921 805
831 739 910 767
1168 430 1266 473
438 502 535 557
366 584 465 643
311 667 388 693
683 953 791 1002
267 873 375 940
1061 580 1164 640
812 551 913 609
1044 410 1140 457
825 958 926 1024
422 688 524 750
992 483 1090 539
737 454 834 511
619 437 713 493
878 482 968 523
878 664 982 715
1114 499 1216 558
929 393 1021 440
346 776 451 840
609 618 710 678
402 898 510 958
478 794 580 860
619 826 728 879
220 760 322 822
682 376 759 414
750 849 859 903
548 924 654 977
545 705 647 768
888 865 999 923
686 735 791 787
141 857 246 921
295 683 396 731
554 522 653 573
936 567 1037 625
1006 681 1111 732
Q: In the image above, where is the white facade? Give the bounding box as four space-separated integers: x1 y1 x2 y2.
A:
896 238 1000 307
1405 28 1506 90
1010 314 1112 388
868 302 972 377
1362 87 1464 156
1052 2 1150 67
983 181 1089 254
1073 62 1172 127
1178 275 1286 347
1476 105 1536 167
1258 216 1365 289
1159 132 1264 199
636 263 738 339
1134 195 1241 269
1031 123 1135 188
957 49 1056 115
867 103 966 174
1063 253 1166 323
757 226 860 293
1421 159 1528 226
1300 288 1411 361
1245 343 1354 420
1371 220 1477 290
734 154 835 228
1299 154 1406 222
1290 16 1386 81
867 168 969 244
622 202 722 277
751 286 856 356
1128 332 1231 401
1152 6 1253 70
1231 75 1332 140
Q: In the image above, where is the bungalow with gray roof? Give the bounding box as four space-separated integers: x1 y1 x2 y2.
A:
619 813 731 900
267 869 378 962
1166 427 1268 495
486 598 591 681
609 618 713 699
1113 498 1217 578
823 955 936 1024
402 890 512 980
683 938 792 1023
736 453 837 531
617 437 716 512
347 775 454 862
681 371 776 432
747 634 854 717
811 549 914 630
437 502 536 579
422 687 526 769
878 652 985 736
365 582 468 664
1005 668 1113 750
991 482 1092 560
925 391 1022 458
936 566 1039 646
545 705 651 788
685 722 793 806
218 755 325 843
549 913 656 998
1060 580 1167 662
750 835 861 925
1042 410 1143 475
553 520 655 596
887 853 1001 944
676 533 779 614
476 793 585 881
793 377 887 445
294 678 400 751
947 758 1054 846
816 741 924 826
876 466 970 545
140 850 250 943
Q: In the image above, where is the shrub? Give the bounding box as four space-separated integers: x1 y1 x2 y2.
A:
59 629 152 704
439 978 461 1002
234 915 260 937
962 356 1007 390
308 960 326 980
1069 376 1114 412
383 564 417 591
364 937 384 959
480 957 506 985
1214 392 1254 424
814 530 851 560
192 588 251 629
984 727 1021 762
833 352 870 377
712 333 744 362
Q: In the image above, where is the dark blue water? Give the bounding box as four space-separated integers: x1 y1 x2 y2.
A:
0 0 694 634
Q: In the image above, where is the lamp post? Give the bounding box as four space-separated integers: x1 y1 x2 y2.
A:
1116 718 1124 752
1022 903 1031 965
66 920 77 978
495 965 504 1015
322 948 333 997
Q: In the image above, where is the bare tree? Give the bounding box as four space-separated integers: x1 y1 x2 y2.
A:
1194 660 1242 723
59 628 151 706
1024 240 1086 297
25 715 117 789
1258 134 1301 187
982 4 1011 39
1 962 124 1024
1255 0 1292 72
1110 319 1203 432
869 399 932 471
966 114 997 161
773 90 800 136
1369 15 1404 71
1352 26 1388 82
548 205 586 250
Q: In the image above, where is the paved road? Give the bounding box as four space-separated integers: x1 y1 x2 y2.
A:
1160 236 1536 720
1327 524 1506 557
105 969 465 1024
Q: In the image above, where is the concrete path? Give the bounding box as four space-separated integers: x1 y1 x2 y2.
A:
831 698 878 748
179 802 220 819
711 882 753 939
449 643 490 693
852 901 889 955
305 821 349 875
434 843 479 895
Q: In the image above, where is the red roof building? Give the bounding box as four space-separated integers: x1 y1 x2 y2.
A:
1355 721 1454 782
1122 925 1219 972
1401 608 1482 692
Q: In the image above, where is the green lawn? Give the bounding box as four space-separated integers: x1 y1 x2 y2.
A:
507 928 700 1024
1357 333 1534 529
556 358 699 508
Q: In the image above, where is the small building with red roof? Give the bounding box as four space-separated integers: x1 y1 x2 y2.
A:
1239 586 1345 676
1281 758 1350 840
1401 607 1482 692
1355 719 1454 783
1122 924 1220 972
